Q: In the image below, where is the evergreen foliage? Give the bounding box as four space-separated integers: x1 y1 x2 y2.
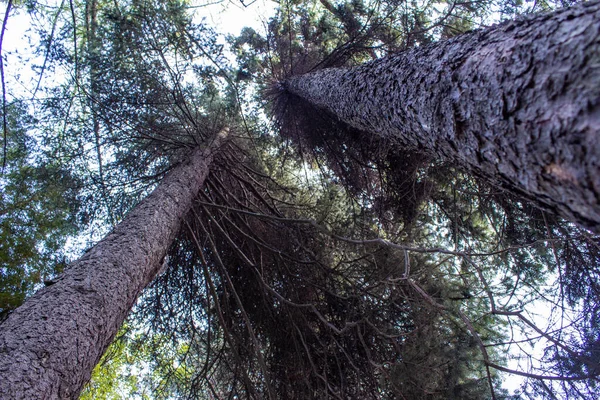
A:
0 103 80 320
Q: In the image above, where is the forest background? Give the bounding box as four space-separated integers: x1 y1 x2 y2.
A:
0 0 599 399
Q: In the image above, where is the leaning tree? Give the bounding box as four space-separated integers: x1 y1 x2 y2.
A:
279 0 600 232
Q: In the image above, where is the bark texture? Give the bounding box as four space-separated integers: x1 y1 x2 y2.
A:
285 1 600 231
0 131 226 399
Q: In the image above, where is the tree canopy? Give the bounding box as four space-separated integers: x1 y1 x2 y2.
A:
1 0 599 399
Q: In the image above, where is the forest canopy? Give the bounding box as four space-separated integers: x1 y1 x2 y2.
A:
0 0 599 399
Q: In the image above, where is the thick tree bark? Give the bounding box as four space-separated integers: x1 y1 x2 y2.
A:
284 1 600 231
0 130 227 399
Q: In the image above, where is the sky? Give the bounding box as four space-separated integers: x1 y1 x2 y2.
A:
199 0 276 36
1 0 276 97
0 0 277 245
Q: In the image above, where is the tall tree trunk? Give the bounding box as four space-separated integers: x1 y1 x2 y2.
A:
85 0 113 225
284 1 600 231
0 130 227 399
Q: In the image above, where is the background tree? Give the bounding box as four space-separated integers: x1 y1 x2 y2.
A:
0 103 81 321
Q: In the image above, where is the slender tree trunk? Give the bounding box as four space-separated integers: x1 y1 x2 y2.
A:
284 1 600 231
85 0 113 225
0 130 227 399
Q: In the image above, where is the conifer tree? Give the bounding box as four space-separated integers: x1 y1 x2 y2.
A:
280 0 600 232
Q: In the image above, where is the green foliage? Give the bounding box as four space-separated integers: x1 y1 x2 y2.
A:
0 104 80 320
80 324 196 400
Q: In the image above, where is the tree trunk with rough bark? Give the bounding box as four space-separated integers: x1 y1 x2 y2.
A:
0 130 227 399
284 1 600 231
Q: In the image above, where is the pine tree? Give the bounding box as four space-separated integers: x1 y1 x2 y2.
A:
0 131 226 398
280 0 600 232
